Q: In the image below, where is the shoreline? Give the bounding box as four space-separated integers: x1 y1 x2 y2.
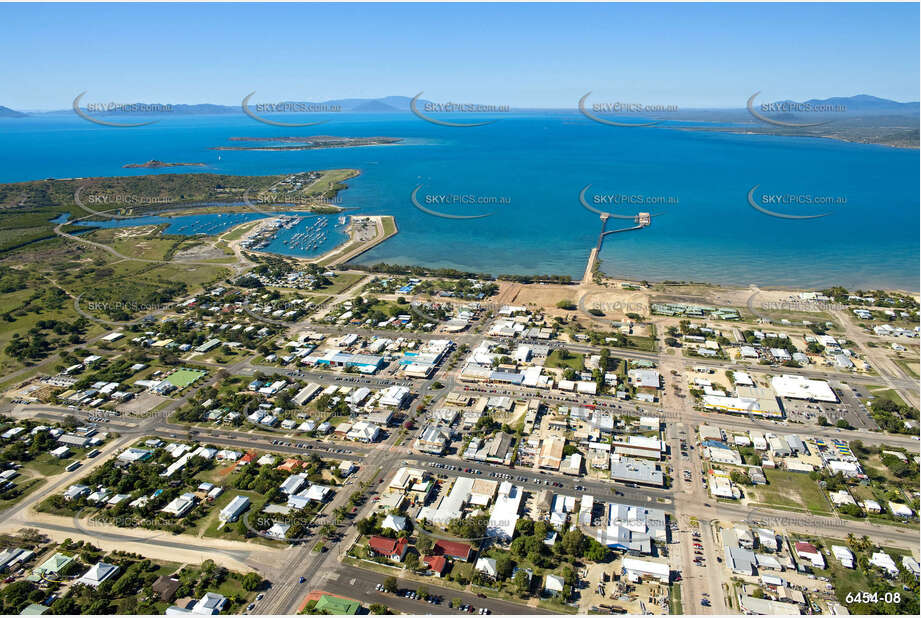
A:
343 258 920 297
673 125 919 150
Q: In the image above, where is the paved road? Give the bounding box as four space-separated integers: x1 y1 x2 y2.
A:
317 563 554 615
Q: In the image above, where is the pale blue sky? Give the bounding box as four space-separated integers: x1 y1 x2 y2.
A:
2 2 918 110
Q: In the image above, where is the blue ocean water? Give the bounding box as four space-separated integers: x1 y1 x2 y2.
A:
0 112 917 290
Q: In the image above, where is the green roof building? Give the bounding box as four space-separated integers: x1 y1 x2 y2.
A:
20 604 49 615
315 595 360 615
33 553 73 578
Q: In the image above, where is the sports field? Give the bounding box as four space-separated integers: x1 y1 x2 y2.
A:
165 368 207 389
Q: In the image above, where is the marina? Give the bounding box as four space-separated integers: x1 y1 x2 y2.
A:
240 213 349 257
242 215 348 256
64 210 350 259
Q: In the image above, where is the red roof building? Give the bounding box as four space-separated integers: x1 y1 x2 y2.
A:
276 458 302 472
433 539 473 562
368 535 408 562
423 555 447 577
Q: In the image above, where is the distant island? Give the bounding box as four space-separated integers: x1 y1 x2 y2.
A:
1 93 917 148
122 160 207 169
212 135 402 152
0 105 27 118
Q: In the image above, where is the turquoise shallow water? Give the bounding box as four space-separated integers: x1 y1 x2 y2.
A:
1 112 917 290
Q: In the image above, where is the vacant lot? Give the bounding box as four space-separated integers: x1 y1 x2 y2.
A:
749 469 833 515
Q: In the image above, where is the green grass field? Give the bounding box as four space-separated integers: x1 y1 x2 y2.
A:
381 215 396 236
165 368 207 389
866 386 908 408
322 272 365 295
749 469 834 515
545 349 585 371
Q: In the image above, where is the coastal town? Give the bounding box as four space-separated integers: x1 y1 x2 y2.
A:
0 3 918 615
1 227 918 615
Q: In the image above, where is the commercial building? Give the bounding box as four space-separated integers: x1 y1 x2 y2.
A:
611 435 663 460
415 424 452 454
305 350 385 373
346 421 381 443
739 595 802 615
538 436 565 470
596 502 667 554
628 368 660 391
703 390 783 418
609 456 664 487
486 482 522 542
725 546 757 575
771 375 838 403
380 385 410 407
432 476 474 525
622 557 670 583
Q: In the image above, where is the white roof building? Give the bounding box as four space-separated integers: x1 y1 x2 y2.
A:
771 374 838 402
622 557 670 583
830 490 856 507
432 476 474 525
870 552 899 577
382 514 408 532
161 493 197 517
280 473 308 495
266 522 291 540
739 595 802 615
628 368 660 389
543 573 565 593
486 482 522 542
380 385 410 407
475 557 498 578
889 501 914 518
219 495 250 522
76 562 120 587
832 545 854 569
346 421 381 442
901 555 920 578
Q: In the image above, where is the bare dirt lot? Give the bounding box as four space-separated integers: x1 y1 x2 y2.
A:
116 392 171 416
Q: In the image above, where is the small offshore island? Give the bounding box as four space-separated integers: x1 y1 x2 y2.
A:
122 160 207 169
212 135 402 151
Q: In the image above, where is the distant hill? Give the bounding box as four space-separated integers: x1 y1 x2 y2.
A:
274 96 429 112
43 95 433 116
768 94 919 115
165 103 238 115
349 100 402 113
0 105 26 118
653 94 920 149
